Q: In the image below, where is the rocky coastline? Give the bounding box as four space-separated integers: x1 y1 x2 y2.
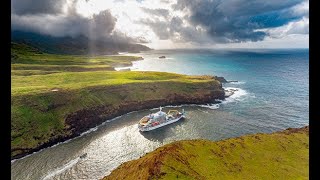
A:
65 94 224 137
12 76 226 160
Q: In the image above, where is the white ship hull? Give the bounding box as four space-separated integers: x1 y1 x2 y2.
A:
139 115 185 132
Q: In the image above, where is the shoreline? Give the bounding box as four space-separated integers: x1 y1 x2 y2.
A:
11 102 226 163
12 80 226 160
11 101 223 161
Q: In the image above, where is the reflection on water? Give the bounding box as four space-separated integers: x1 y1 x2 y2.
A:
12 103 300 180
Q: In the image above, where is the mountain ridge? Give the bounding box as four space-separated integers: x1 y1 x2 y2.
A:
11 30 152 55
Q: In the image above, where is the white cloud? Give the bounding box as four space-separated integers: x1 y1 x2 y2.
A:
260 17 309 38
291 0 309 17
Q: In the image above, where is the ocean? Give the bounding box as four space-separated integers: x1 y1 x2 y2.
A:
11 49 309 180
131 48 309 131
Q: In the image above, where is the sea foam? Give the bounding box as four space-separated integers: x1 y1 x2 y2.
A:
228 81 246 85
199 104 220 109
223 87 250 104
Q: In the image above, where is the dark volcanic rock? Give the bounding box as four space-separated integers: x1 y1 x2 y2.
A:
214 76 238 83
214 76 228 83
65 93 224 137
224 88 238 97
159 56 166 59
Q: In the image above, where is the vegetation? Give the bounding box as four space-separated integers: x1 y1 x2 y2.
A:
11 42 142 71
11 42 222 158
104 126 309 180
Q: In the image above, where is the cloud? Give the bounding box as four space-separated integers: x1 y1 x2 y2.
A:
138 0 308 46
11 0 309 48
171 0 306 43
11 0 142 44
262 17 309 38
140 18 170 40
290 0 309 17
89 10 117 39
12 9 117 40
140 15 213 44
141 7 169 17
11 0 66 15
256 0 309 39
11 13 88 38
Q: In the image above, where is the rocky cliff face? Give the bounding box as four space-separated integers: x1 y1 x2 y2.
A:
65 91 224 136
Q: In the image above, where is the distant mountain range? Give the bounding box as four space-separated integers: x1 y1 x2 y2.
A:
11 30 151 55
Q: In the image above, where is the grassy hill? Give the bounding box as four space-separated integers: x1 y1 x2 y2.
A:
11 42 142 75
11 43 224 159
104 126 309 180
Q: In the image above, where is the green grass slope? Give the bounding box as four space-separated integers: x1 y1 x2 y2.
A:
11 43 223 158
11 42 142 75
104 126 309 180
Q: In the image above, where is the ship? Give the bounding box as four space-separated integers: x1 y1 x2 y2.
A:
138 107 185 132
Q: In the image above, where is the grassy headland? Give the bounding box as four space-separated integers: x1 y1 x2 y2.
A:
104 126 309 180
11 42 142 74
11 43 224 159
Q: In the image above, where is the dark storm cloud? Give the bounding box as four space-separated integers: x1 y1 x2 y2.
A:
171 0 305 43
12 9 118 41
10 0 143 43
140 18 170 40
11 0 148 44
89 10 117 39
11 0 66 15
140 16 211 43
11 0 308 45
11 13 88 38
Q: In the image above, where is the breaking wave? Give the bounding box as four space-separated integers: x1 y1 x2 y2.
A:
222 87 251 104
199 104 220 109
228 81 246 85
150 104 220 111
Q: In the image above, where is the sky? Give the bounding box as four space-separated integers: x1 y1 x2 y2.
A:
11 0 309 49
